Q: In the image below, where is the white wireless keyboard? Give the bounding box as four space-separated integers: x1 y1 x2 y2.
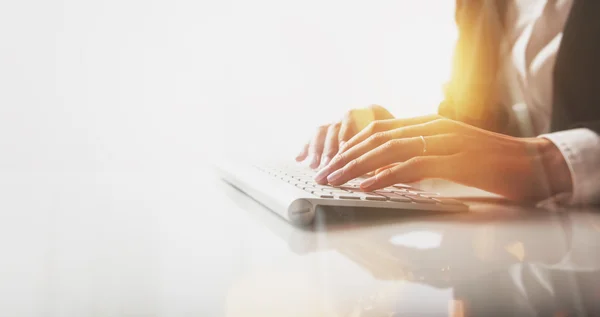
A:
216 160 468 225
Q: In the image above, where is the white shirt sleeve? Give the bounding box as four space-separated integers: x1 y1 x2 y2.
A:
539 128 600 205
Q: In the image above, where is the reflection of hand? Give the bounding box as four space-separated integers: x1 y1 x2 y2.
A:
295 105 394 169
314 116 572 201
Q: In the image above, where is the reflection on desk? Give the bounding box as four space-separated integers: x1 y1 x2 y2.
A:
223 182 600 316
2 169 597 317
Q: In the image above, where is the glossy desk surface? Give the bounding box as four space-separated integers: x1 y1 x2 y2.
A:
2 168 600 316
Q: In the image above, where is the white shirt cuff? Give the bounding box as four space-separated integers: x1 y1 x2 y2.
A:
539 128 600 205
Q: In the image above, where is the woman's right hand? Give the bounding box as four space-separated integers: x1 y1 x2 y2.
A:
295 105 395 169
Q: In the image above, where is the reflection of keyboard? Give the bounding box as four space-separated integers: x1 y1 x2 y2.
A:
216 160 468 225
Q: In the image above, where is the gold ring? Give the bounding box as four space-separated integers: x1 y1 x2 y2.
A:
419 136 427 154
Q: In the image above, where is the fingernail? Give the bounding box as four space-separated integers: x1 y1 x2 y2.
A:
314 167 330 183
327 169 344 183
360 176 377 188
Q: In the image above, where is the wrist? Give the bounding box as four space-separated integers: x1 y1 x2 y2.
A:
538 138 573 196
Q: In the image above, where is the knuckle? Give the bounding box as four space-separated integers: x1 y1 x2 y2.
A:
345 159 360 171
421 119 443 133
326 124 338 134
395 127 406 138
382 139 397 151
378 168 393 180
372 131 389 143
406 156 427 167
365 134 378 145
364 122 376 134
443 118 456 126
332 152 346 165
370 120 383 131
426 118 443 127
438 118 455 129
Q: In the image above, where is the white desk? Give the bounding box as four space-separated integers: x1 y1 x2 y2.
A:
2 167 600 316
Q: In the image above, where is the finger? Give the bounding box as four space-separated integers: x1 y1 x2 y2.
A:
295 143 309 162
338 106 395 144
375 163 400 174
326 134 460 186
359 155 456 191
339 114 440 153
337 110 359 146
317 120 458 183
369 104 395 120
320 123 341 168
307 125 329 169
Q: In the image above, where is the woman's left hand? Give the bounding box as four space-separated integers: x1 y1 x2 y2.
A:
313 116 572 201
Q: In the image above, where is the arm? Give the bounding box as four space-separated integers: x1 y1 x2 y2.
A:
314 117 576 203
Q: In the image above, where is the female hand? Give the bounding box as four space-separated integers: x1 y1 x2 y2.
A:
314 116 573 201
295 105 395 169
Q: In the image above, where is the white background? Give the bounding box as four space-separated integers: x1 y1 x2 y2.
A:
0 2 459 315
1 0 456 172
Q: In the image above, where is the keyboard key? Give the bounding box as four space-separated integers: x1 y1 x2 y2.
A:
327 188 349 192
432 198 464 205
258 166 458 209
393 189 424 195
419 192 441 197
392 184 414 190
346 180 363 186
375 191 412 202
361 193 387 201
336 194 361 200
403 194 436 204
316 193 334 199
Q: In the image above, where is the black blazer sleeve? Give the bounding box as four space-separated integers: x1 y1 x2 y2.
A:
551 0 600 135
